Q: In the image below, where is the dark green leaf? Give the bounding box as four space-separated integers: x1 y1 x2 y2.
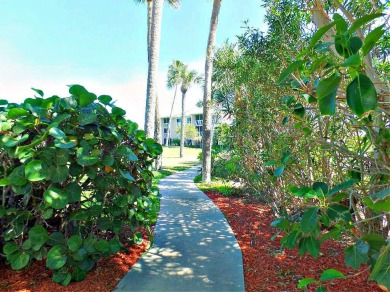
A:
119 169 135 181
10 252 30 270
3 134 29 147
46 245 67 270
271 218 290 229
69 84 88 96
67 235 82 253
362 234 386 252
50 165 69 183
94 239 110 252
112 106 126 116
362 25 385 56
300 207 319 234
320 269 345 281
282 117 288 125
328 180 356 197
348 13 384 34
327 204 352 222
345 240 369 270
48 232 65 246
98 95 112 105
278 60 305 85
79 93 97 107
310 21 338 47
77 112 97 126
302 236 320 258
72 267 87 282
29 225 49 249
316 74 341 99
9 166 27 186
293 104 305 118
318 89 336 116
65 182 82 203
31 88 44 97
333 13 348 34
341 54 361 67
102 155 114 166
79 257 95 271
347 74 377 117
3 242 19 255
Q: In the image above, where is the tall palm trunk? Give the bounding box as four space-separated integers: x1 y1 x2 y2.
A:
144 0 163 138
154 94 162 169
180 89 186 158
165 85 178 146
202 0 221 182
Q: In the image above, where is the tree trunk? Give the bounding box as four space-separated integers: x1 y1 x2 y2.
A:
180 90 186 158
202 0 221 182
154 94 162 170
147 0 153 62
165 85 178 146
144 0 163 138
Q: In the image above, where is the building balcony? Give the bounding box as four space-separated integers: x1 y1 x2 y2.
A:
195 120 203 126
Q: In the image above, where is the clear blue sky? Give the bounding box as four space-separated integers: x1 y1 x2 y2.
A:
0 0 266 126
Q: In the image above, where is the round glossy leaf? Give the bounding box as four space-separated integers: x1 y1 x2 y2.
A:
8 108 28 119
25 160 48 182
67 235 83 253
9 166 27 186
46 245 67 270
72 267 87 282
94 240 110 253
3 242 19 255
65 182 82 203
29 225 49 249
98 95 112 105
49 127 66 139
346 74 377 117
112 106 126 116
43 185 69 209
50 165 69 183
10 252 30 270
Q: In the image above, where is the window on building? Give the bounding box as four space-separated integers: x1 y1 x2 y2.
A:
163 118 169 123
187 117 191 124
176 118 182 124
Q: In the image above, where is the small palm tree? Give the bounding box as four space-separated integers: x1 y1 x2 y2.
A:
166 60 185 146
179 66 203 158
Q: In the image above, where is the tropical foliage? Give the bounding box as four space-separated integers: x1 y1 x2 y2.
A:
210 0 389 290
0 86 162 285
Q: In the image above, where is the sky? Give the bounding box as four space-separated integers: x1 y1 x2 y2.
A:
0 0 267 127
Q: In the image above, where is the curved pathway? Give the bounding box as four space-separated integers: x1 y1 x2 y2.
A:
115 167 244 291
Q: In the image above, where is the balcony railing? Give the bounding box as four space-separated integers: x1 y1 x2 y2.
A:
163 123 169 128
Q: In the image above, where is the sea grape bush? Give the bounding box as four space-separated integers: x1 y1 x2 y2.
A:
0 85 162 285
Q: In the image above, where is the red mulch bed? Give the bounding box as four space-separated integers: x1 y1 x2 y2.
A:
205 191 381 292
0 238 149 292
0 192 382 292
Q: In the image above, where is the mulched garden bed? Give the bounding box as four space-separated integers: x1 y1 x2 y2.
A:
0 191 382 291
205 191 381 292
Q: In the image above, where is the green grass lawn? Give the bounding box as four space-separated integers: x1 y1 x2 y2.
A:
153 146 201 185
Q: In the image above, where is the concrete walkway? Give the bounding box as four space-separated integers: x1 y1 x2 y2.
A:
115 167 244 292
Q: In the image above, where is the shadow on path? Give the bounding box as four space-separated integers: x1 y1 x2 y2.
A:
115 167 244 291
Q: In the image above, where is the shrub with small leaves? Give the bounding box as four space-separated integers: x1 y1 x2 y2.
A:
0 85 162 285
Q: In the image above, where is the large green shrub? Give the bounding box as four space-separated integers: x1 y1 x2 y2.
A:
0 85 162 285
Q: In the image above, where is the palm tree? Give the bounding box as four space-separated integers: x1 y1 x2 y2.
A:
134 0 179 138
202 0 222 182
179 66 202 158
166 60 185 146
143 0 164 138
